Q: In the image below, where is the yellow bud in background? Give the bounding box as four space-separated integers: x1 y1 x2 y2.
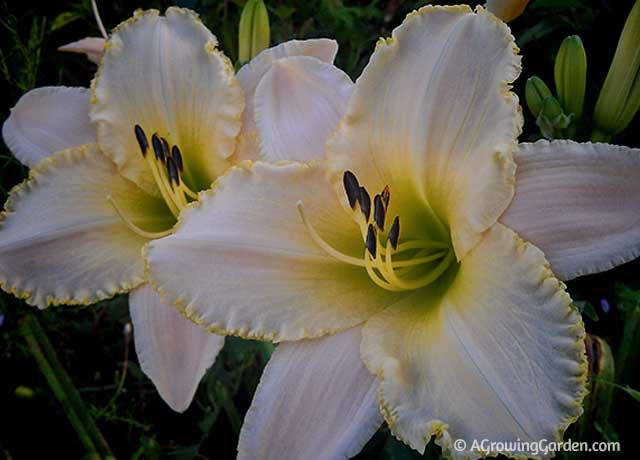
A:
238 0 271 64
485 0 531 22
554 35 587 121
15 385 35 399
592 0 640 142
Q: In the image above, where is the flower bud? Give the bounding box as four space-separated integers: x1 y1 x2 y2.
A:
554 35 587 121
238 0 270 64
58 37 105 64
525 76 552 118
536 95 571 139
592 0 640 142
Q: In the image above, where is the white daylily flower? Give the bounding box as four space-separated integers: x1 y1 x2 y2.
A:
146 5 640 459
0 7 349 413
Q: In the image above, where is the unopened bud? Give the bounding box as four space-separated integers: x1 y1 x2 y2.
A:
238 0 270 64
554 35 587 121
592 0 640 141
536 96 571 139
58 37 105 64
525 76 552 118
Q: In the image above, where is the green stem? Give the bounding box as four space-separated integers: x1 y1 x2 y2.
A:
20 315 114 460
220 386 242 434
615 307 640 383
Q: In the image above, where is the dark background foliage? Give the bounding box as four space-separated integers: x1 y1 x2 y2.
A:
0 0 639 459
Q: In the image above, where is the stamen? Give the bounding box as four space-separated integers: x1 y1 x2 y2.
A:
397 250 455 289
359 187 371 221
133 125 199 218
383 241 454 290
395 240 449 253
388 216 400 250
381 185 390 209
107 195 173 239
296 201 367 267
300 172 457 293
151 134 165 162
298 200 447 278
143 143 180 217
166 157 180 186
366 224 377 257
180 182 199 200
364 250 404 292
171 145 184 173
134 125 148 157
161 137 171 160
343 171 361 209
373 194 385 231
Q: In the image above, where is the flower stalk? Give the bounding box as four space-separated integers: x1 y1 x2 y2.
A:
20 315 114 460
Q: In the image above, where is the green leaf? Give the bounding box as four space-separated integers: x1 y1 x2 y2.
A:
619 384 640 402
51 11 81 32
594 420 619 443
517 20 558 47
615 282 640 312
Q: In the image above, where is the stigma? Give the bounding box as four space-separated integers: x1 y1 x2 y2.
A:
107 124 199 239
298 171 454 292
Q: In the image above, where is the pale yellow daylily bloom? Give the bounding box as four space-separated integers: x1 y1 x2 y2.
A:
0 7 350 413
147 5 640 459
486 0 530 22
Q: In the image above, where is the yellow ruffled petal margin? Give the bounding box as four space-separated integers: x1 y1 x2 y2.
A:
144 160 401 342
0 144 168 308
90 7 243 195
326 5 522 258
361 224 587 458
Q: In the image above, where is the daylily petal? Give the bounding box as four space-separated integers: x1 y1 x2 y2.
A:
237 38 339 133
327 5 521 257
2 86 96 168
130 283 224 413
485 0 530 22
147 161 400 342
501 140 640 281
254 56 353 162
59 37 105 64
238 327 382 460
0 144 171 308
361 224 586 456
91 7 243 194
